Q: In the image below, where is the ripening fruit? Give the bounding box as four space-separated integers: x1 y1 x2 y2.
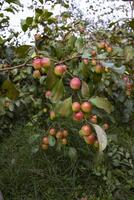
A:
40 57 51 68
91 58 97 66
126 90 131 96
91 50 96 57
42 136 49 145
49 128 56 136
83 58 89 65
81 125 92 136
107 46 112 53
98 41 105 49
56 131 63 139
61 138 68 145
95 64 103 73
42 144 49 150
63 130 69 137
70 77 81 90
86 134 96 145
33 58 41 69
81 102 92 113
50 111 56 120
33 70 41 78
54 64 67 76
73 111 84 121
103 123 109 130
90 115 97 124
126 82 132 90
45 91 52 99
123 76 129 83
72 102 81 112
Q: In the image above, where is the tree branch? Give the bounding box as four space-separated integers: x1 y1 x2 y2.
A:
0 55 126 72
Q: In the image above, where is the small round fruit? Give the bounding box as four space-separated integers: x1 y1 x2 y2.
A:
42 136 49 145
81 125 92 136
45 91 52 99
90 115 97 124
49 128 56 136
86 134 96 145
94 140 99 148
83 58 89 65
56 131 63 139
98 41 105 49
72 102 81 112
70 77 81 90
91 59 97 66
103 123 109 130
126 82 132 90
40 57 50 68
91 50 96 57
107 47 112 53
73 111 84 121
62 138 68 145
33 70 41 78
33 58 41 69
42 144 48 150
95 64 103 73
126 90 131 96
63 130 68 137
81 102 92 113
50 111 56 120
54 65 65 76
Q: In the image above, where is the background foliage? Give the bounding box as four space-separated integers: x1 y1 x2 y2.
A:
0 0 134 200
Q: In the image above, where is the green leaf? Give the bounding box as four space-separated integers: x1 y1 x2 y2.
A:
2 80 19 100
75 37 84 53
48 135 56 147
101 61 126 74
55 97 72 117
68 147 77 160
81 81 90 98
26 17 33 25
51 79 64 102
93 124 107 152
21 19 28 32
9 103 14 112
124 46 134 62
82 50 91 59
39 0 43 3
31 146 39 154
4 7 15 13
29 134 40 144
0 37 4 45
90 96 113 114
15 45 31 58
0 98 6 116
46 68 58 90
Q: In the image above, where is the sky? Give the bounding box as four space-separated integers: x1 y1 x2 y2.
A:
2 0 131 43
6 0 131 30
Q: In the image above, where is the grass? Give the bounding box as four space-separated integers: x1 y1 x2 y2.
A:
0 125 134 200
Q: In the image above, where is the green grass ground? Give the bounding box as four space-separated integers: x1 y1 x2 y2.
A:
0 125 134 200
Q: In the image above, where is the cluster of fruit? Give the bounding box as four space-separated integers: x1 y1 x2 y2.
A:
72 101 92 121
83 41 113 73
32 57 51 78
79 124 99 147
41 128 69 150
123 75 133 96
